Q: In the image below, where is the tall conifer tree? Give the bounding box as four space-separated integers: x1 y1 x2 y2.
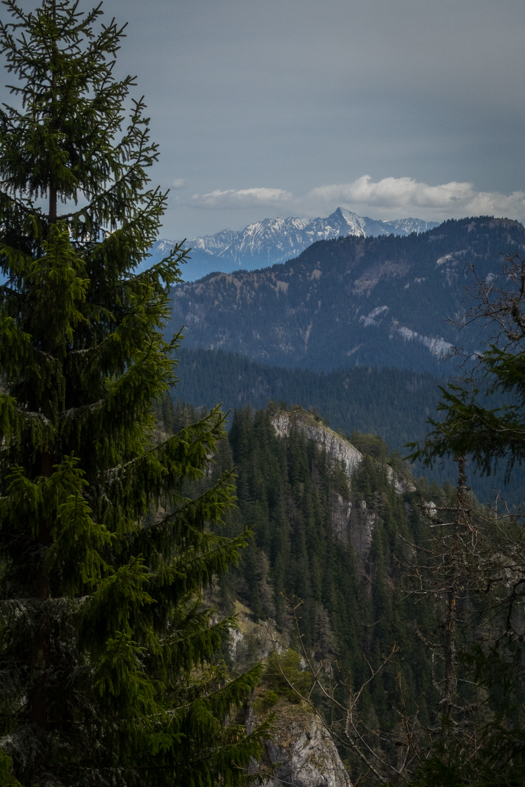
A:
0 1 266 784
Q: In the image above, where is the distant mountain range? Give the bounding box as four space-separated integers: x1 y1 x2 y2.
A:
147 208 438 281
166 217 525 375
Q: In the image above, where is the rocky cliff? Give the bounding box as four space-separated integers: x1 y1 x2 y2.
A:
271 410 362 477
271 408 414 564
250 700 352 787
227 601 353 786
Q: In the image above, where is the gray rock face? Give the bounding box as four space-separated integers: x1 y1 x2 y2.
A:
271 412 362 477
329 492 353 543
329 494 375 565
271 410 413 566
258 704 352 787
349 499 376 566
386 464 416 494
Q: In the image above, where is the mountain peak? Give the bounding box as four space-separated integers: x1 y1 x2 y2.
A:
331 206 358 221
147 210 440 281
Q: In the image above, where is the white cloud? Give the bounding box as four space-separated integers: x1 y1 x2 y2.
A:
172 178 186 189
307 176 475 210
185 176 525 223
190 187 293 209
305 176 525 219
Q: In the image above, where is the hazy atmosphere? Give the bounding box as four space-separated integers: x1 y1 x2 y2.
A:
85 0 525 239
3 0 525 238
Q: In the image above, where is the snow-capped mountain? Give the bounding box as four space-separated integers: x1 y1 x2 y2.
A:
148 208 439 281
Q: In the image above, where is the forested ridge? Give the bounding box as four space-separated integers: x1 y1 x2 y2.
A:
173 347 443 451
167 217 525 374
172 347 525 506
160 398 515 785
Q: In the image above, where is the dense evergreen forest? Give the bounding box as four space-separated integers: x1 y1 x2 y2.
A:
172 347 525 506
173 347 443 451
160 398 505 785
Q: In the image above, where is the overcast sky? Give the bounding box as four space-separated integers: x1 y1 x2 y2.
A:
6 0 525 239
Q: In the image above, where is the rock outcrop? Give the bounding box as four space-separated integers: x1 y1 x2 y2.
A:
329 493 375 564
271 411 362 477
251 700 352 787
270 409 414 565
386 464 416 494
227 601 289 664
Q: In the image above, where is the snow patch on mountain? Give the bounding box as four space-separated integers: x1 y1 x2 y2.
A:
359 307 452 358
360 306 389 327
393 325 453 358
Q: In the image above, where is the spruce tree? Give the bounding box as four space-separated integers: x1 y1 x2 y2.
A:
0 1 266 785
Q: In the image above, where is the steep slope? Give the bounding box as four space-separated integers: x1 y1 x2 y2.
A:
271 409 363 476
161 399 490 785
218 403 445 784
148 208 437 281
224 404 428 651
167 217 525 373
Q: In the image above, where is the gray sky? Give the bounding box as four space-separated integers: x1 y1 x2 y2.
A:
8 0 525 238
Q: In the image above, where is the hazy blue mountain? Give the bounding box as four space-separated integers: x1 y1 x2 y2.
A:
166 217 525 374
144 208 438 281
